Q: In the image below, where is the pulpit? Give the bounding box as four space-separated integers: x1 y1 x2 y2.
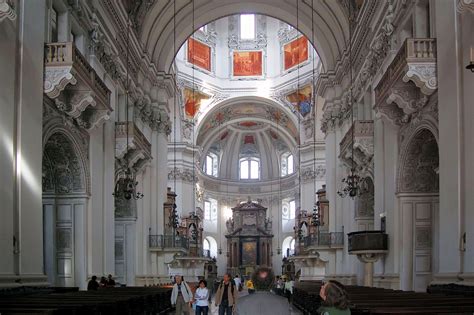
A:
225 198 273 276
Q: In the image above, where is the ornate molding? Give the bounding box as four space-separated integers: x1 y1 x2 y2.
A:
44 67 78 99
168 167 198 183
457 0 474 13
115 121 152 174
0 0 16 22
44 42 112 131
403 64 437 96
301 165 326 182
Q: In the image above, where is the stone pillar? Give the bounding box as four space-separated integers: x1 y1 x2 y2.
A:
356 253 385 287
434 0 463 280
0 0 48 287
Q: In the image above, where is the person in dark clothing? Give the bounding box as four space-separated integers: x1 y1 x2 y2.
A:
215 273 238 315
87 275 99 291
107 274 116 287
99 276 107 287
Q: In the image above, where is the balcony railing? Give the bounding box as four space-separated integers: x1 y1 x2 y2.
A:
44 42 111 129
375 38 436 105
115 121 152 159
339 120 374 158
303 232 344 248
149 235 189 251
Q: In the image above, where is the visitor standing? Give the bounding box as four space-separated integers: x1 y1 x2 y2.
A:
317 280 351 315
215 273 238 315
171 275 192 315
193 279 210 315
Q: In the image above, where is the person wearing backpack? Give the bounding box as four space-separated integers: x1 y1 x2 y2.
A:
171 275 192 314
215 273 238 315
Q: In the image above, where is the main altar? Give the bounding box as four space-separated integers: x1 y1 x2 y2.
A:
225 198 273 276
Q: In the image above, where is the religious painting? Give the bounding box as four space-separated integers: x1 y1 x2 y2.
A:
239 121 258 128
187 38 211 72
242 241 257 265
183 88 209 119
286 85 312 117
233 51 263 76
283 36 309 70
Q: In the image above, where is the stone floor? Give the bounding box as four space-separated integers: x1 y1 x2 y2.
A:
169 290 302 315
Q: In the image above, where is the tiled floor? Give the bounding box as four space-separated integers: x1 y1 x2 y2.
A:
169 291 302 315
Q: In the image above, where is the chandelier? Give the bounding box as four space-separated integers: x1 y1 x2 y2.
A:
337 3 361 199
113 12 143 201
337 169 361 198
311 201 321 226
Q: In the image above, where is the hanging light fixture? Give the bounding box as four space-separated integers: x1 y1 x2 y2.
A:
113 9 144 201
337 3 361 199
309 0 321 227
169 0 180 233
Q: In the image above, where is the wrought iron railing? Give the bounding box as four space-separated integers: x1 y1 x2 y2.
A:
303 232 345 248
148 235 189 250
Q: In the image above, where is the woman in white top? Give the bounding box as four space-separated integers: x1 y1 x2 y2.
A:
193 279 210 315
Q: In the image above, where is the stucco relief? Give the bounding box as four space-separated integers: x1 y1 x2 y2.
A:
0 0 16 22
403 64 437 96
301 165 326 182
457 0 474 13
43 132 86 194
44 67 78 99
168 167 197 183
399 129 439 193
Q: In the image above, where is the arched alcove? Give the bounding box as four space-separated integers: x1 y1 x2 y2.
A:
42 131 89 289
397 128 439 292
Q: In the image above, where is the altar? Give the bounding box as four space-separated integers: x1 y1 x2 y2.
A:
225 198 273 276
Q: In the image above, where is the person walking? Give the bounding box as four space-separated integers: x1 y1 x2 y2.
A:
193 279 210 315
246 278 255 294
215 273 238 315
171 275 193 315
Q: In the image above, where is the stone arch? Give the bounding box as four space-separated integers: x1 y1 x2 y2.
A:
139 1 349 73
398 128 439 194
42 125 89 288
42 132 87 195
397 127 439 292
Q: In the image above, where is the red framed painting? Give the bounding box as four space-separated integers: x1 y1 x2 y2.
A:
233 51 263 77
284 36 309 70
187 38 211 72
184 88 208 119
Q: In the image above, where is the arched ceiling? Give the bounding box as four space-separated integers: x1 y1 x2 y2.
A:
139 0 349 73
196 96 298 148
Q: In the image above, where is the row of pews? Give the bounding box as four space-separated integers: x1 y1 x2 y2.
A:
293 281 474 315
0 286 172 314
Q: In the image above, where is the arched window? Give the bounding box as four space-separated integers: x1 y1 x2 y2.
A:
239 157 260 179
282 236 296 258
240 14 255 40
281 152 294 176
204 152 218 177
282 199 296 220
204 198 218 221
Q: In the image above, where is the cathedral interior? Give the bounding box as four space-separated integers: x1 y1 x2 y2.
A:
1 0 474 313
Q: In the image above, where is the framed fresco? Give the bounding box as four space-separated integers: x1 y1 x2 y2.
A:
183 88 209 119
282 36 309 72
187 37 211 72
232 50 264 78
286 85 313 117
241 241 257 265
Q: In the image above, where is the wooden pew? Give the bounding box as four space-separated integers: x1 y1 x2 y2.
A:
292 281 474 315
